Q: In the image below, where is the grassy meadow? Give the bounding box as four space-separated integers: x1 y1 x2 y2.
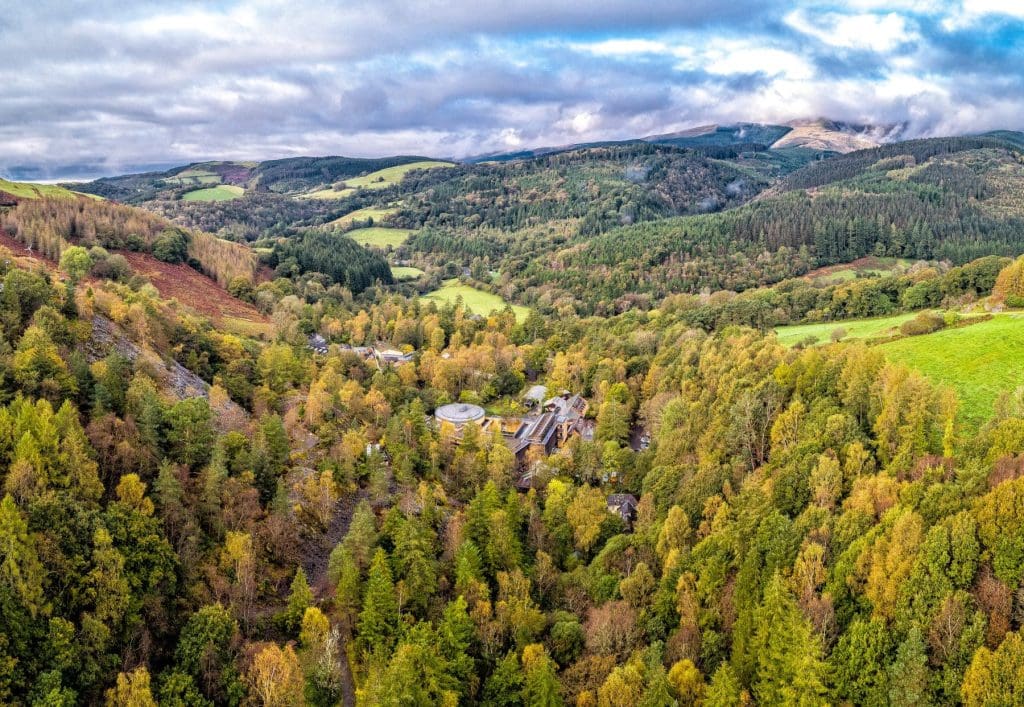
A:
424 279 529 322
391 266 425 281
182 185 245 202
344 161 454 190
332 205 398 229
881 314 1024 427
301 187 355 200
346 227 413 248
0 179 83 200
774 312 920 346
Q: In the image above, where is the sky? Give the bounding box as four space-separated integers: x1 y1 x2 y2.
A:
1 0 1023 178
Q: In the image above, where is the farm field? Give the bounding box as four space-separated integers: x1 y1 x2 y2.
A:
391 266 425 280
424 279 529 322
344 160 454 190
774 312 919 346
182 185 244 201
345 226 413 248
881 314 1024 428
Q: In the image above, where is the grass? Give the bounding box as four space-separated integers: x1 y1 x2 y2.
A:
182 185 244 202
424 279 529 322
331 206 398 229
344 161 454 190
301 187 355 200
806 257 914 286
345 227 413 248
880 314 1024 428
0 178 81 200
391 266 425 281
774 312 920 346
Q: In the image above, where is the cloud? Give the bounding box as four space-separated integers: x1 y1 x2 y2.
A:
0 0 1023 178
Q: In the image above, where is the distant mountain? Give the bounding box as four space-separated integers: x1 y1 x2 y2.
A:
770 118 908 153
642 122 793 148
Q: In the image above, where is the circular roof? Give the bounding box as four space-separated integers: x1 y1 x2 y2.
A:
435 402 486 424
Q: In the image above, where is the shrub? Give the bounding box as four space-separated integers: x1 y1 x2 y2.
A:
899 311 945 336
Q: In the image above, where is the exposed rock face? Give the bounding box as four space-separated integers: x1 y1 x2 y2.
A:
86 314 247 426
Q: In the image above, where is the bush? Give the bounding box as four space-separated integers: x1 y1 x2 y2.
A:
899 311 945 336
152 228 189 263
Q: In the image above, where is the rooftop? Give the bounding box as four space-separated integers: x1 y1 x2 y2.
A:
435 402 486 424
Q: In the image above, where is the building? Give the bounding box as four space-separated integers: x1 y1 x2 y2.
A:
435 402 487 430
607 494 639 528
307 334 329 355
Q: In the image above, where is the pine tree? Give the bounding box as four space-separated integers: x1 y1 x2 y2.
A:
282 567 313 637
751 574 827 706
521 644 563 707
889 627 932 707
357 549 399 656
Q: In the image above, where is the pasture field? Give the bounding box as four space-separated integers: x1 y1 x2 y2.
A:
331 205 398 229
804 257 914 285
346 227 413 248
301 187 355 200
182 185 245 202
0 178 81 200
774 312 919 346
391 266 425 280
424 279 529 322
881 314 1024 428
344 160 454 190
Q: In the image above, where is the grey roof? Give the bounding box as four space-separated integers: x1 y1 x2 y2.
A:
435 402 486 424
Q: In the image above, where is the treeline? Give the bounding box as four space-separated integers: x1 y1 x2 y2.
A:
780 135 1020 190
272 230 394 292
664 255 1008 332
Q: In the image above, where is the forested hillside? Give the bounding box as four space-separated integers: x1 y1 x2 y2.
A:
7 129 1024 705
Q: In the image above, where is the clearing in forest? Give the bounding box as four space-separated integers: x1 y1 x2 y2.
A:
424 279 529 322
182 185 245 201
391 266 424 281
331 205 398 229
346 227 414 248
803 256 915 285
343 160 454 190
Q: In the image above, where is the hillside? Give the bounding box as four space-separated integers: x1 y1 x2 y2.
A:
770 118 907 152
12 126 1024 707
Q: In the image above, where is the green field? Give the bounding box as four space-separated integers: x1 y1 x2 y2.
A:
331 205 398 229
182 185 244 202
344 161 454 190
881 314 1024 427
301 187 355 200
807 257 914 285
346 227 413 248
424 279 529 322
774 312 919 346
0 178 81 200
391 266 425 281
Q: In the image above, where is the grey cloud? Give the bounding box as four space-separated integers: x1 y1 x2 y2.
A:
2 0 1024 178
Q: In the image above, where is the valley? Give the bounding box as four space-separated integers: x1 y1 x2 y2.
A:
4 121 1024 706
